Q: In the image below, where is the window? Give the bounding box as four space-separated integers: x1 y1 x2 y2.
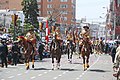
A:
60 4 68 8
61 11 68 14
37 0 41 2
47 0 52 2
47 11 52 14
38 5 41 8
61 16 67 21
60 0 68 2
47 4 52 8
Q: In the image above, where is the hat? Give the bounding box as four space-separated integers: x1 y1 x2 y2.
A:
83 26 89 29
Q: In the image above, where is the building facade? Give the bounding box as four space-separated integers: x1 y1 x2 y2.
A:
38 0 76 27
0 0 76 27
0 0 23 10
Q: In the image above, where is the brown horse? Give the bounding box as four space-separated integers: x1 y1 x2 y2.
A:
17 36 35 70
80 38 92 71
50 38 62 70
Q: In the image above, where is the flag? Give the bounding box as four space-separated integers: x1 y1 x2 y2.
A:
45 20 50 43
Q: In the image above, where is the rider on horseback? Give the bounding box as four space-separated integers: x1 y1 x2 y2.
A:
25 29 36 46
80 25 92 70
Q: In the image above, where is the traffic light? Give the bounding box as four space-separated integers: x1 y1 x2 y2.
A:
39 22 43 31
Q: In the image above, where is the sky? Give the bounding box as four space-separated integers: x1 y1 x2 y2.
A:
76 0 110 22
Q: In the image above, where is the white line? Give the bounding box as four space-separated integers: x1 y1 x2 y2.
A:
30 76 36 79
1 79 5 80
44 72 47 74
76 56 101 79
53 77 58 79
58 74 62 77
17 73 22 76
38 74 42 76
8 76 14 78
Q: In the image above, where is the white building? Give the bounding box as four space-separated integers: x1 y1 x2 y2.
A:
90 22 106 39
0 10 24 28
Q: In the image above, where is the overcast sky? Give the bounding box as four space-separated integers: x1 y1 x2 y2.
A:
76 0 110 22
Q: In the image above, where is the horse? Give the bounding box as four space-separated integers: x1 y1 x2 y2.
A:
80 38 92 71
17 36 35 70
50 38 62 70
66 40 74 63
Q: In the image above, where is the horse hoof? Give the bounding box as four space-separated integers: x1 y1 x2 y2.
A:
52 68 54 70
84 68 87 71
87 65 89 68
26 66 29 70
32 65 34 68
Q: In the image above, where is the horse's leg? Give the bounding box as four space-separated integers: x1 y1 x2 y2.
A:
56 54 61 69
67 49 70 62
52 55 55 70
82 53 86 71
86 54 90 68
25 55 29 70
26 58 30 70
69 50 73 63
32 54 34 68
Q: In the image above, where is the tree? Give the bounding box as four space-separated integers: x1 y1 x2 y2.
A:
8 19 23 37
21 0 39 29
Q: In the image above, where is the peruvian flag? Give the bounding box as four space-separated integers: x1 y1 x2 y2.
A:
45 20 50 43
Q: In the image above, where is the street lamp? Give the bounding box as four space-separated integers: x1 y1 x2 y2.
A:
113 0 116 40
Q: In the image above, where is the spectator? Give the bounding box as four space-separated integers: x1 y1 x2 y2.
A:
111 44 117 63
0 39 8 68
11 41 20 66
38 42 45 61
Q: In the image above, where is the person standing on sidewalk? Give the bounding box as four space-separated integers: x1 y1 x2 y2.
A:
0 39 8 68
11 41 20 66
111 44 117 63
38 42 45 61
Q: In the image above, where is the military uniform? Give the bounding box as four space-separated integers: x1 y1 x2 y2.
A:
11 41 20 66
0 39 8 68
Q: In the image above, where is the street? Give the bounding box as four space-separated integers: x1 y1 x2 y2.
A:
0 54 116 80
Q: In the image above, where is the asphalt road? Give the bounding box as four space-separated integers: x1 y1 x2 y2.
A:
0 54 116 80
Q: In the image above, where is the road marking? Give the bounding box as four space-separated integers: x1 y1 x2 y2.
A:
8 76 14 78
38 74 42 76
30 76 36 79
58 74 62 77
44 72 47 74
17 73 22 76
53 77 58 79
76 56 101 79
1 79 5 80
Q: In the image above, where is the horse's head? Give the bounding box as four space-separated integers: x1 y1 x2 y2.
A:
17 36 26 46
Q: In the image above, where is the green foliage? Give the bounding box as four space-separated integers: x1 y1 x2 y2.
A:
8 19 23 37
21 0 39 29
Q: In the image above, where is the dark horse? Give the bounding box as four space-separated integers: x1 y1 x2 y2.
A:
50 38 62 70
80 38 92 71
66 40 74 63
18 36 35 70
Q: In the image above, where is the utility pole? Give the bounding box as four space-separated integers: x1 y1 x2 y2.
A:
113 0 116 40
